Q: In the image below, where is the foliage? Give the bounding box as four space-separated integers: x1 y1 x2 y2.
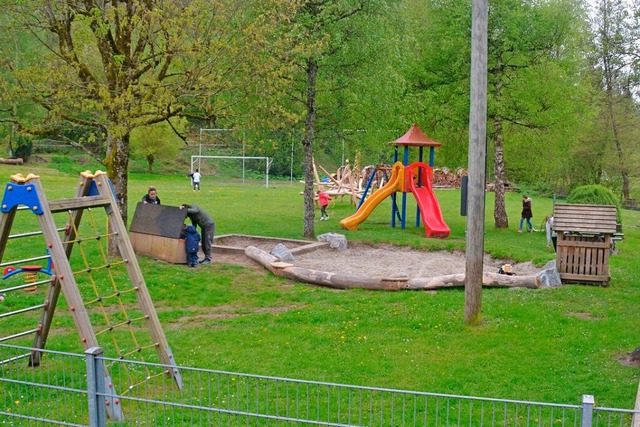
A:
131 120 186 173
588 0 640 202
0 0 291 224
402 0 593 229
12 135 32 161
1 0 639 230
245 130 304 179
255 0 390 238
567 184 622 223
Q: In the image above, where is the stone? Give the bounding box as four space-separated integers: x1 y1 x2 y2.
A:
537 260 562 287
270 243 295 263
317 233 348 251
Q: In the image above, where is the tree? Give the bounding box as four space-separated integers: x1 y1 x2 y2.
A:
405 0 588 228
258 0 388 238
131 119 186 173
0 0 276 224
589 0 640 202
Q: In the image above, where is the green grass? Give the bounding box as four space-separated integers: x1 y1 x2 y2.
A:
0 163 638 410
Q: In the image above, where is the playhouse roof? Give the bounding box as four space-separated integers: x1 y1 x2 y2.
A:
391 123 442 147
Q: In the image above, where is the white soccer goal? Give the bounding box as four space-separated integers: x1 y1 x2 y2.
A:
195 128 272 187
190 155 272 188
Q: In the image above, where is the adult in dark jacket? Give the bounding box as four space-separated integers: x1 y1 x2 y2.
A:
180 203 215 264
142 187 160 204
518 194 534 233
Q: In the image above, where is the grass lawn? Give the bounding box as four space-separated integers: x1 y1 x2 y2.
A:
0 164 638 410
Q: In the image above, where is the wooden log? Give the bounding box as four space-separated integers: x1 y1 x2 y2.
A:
312 157 322 189
0 158 24 165
317 164 342 188
406 273 539 289
247 245 400 289
245 246 540 291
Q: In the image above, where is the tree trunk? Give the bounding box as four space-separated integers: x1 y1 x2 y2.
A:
599 0 632 203
106 132 131 225
302 59 319 239
105 128 131 255
147 154 155 173
492 116 509 228
606 98 630 202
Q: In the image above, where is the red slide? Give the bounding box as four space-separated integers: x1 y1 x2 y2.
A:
406 163 450 238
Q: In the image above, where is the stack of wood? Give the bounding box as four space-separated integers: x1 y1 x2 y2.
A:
305 160 472 203
433 167 467 188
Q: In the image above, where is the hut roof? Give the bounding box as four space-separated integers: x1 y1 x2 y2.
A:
553 204 617 234
391 124 442 147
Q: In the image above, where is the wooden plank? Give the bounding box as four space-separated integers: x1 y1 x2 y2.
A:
578 246 591 275
560 273 609 283
131 232 202 264
130 232 153 258
32 177 101 349
557 240 607 249
48 196 110 213
584 247 592 275
566 246 576 273
31 173 96 365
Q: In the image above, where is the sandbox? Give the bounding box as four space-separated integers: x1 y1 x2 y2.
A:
210 234 544 291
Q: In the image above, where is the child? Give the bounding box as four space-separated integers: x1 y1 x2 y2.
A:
317 189 332 220
188 169 202 191
545 215 557 251
181 224 201 267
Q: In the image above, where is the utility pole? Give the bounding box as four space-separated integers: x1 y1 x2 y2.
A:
465 0 488 325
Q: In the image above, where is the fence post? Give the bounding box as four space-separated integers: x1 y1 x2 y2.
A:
85 347 107 427
581 394 595 427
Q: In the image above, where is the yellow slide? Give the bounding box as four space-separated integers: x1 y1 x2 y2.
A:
340 162 404 231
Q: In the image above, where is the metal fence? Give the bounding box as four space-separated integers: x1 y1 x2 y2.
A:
0 343 638 427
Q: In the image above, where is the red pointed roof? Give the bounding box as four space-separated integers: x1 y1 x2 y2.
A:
391 123 442 147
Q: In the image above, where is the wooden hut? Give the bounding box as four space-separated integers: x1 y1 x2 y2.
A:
130 203 191 263
553 204 617 286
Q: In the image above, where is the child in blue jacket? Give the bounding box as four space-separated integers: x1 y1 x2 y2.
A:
181 225 201 267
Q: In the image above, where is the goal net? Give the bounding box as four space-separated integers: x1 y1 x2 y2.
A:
194 129 272 187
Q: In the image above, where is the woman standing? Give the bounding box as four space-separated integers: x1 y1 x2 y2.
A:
518 194 533 233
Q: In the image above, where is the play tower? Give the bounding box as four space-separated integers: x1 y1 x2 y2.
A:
340 124 450 238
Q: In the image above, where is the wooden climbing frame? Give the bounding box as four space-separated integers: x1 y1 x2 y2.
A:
0 171 182 420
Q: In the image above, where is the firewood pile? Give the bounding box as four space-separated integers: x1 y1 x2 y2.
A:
433 167 467 188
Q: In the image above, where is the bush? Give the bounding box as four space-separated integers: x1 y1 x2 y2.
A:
567 184 622 224
12 135 33 162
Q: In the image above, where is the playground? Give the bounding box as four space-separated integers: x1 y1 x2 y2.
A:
0 147 638 420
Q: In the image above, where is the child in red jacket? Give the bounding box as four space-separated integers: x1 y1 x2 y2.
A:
317 190 332 220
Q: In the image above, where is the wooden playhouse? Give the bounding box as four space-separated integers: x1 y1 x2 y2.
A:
129 203 191 263
553 203 618 286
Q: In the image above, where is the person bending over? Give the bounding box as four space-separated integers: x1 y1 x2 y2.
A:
180 203 215 264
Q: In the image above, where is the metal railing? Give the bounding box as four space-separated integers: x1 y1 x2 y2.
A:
0 343 637 426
